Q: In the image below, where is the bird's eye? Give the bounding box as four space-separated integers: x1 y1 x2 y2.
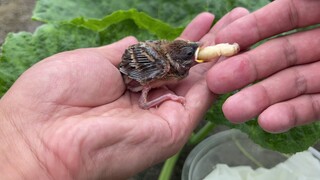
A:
187 51 193 56
182 47 195 58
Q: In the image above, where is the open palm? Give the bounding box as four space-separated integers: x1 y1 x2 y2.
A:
0 9 248 179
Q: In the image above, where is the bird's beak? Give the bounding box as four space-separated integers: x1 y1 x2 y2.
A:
192 42 204 63
195 47 204 63
195 41 203 46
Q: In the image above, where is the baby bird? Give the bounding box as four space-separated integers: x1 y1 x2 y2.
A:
119 40 199 109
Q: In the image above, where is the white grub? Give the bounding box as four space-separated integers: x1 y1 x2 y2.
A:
195 43 240 63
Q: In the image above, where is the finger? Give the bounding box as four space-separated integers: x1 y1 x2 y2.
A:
208 28 320 94
201 7 249 46
153 80 215 142
215 0 320 48
167 12 214 95
173 10 251 131
211 7 250 35
96 36 138 66
179 12 215 42
222 61 320 123
258 94 320 133
172 9 250 96
185 79 215 130
169 9 251 130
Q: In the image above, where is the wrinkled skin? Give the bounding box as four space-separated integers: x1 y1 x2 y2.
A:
207 0 320 133
0 9 250 179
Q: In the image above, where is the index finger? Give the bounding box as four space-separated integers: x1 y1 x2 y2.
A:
215 0 320 48
179 12 215 41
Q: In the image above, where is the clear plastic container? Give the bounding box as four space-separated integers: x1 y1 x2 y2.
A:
182 129 288 180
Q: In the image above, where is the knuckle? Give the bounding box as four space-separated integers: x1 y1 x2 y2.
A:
243 52 259 81
228 7 250 20
282 37 298 66
252 13 263 41
309 95 320 119
291 68 308 95
288 0 299 29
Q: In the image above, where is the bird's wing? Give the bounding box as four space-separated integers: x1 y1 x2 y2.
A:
119 42 169 84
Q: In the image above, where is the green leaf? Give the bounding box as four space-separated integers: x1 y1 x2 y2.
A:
0 24 100 96
206 93 320 153
99 19 158 45
71 9 183 40
238 121 320 154
0 9 180 96
33 0 270 27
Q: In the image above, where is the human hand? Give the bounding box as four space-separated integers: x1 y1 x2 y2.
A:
206 0 320 133
0 9 250 179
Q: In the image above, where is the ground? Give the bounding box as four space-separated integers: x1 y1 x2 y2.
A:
0 0 40 44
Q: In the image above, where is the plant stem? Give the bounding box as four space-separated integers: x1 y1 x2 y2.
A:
232 136 264 168
189 121 215 145
158 150 181 180
158 121 216 180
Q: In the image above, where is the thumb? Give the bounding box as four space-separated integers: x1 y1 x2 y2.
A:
5 37 138 108
96 36 138 66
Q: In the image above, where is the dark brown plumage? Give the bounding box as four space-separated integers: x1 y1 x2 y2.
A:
119 39 199 109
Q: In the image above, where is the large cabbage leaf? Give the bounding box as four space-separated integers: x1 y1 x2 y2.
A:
0 10 174 95
207 93 320 153
33 0 270 26
0 24 100 95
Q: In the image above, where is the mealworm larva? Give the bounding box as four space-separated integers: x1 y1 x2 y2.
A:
195 43 240 63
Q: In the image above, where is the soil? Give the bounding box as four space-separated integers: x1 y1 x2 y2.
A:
0 0 40 44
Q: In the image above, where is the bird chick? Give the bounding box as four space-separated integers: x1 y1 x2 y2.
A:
119 40 199 109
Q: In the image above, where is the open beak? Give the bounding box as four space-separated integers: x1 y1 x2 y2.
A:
191 42 204 63
195 47 204 63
